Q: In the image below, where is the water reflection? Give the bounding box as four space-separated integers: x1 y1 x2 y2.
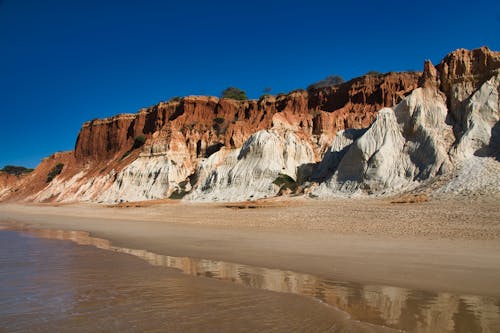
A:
24 228 500 333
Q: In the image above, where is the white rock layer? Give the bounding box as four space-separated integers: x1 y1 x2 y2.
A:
315 87 454 196
452 74 500 159
187 130 315 201
98 155 191 203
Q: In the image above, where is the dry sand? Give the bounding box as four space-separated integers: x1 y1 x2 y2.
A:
1 196 499 297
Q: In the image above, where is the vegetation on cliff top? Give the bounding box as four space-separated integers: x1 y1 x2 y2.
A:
221 87 248 100
0 165 34 176
365 70 382 76
307 75 345 90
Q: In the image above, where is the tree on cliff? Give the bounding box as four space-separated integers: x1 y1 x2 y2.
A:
221 87 248 100
0 165 33 176
307 75 345 90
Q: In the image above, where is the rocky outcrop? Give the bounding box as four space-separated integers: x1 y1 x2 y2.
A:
309 72 419 130
437 47 500 110
74 73 420 165
314 47 499 197
315 87 454 196
451 73 500 159
436 47 500 150
75 114 137 161
187 129 315 201
1 47 498 203
0 172 24 200
97 155 191 203
1 71 419 203
310 128 367 183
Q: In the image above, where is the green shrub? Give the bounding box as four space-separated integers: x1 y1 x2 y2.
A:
273 173 298 192
169 190 186 200
1 165 34 176
365 70 382 76
133 134 146 149
46 163 64 183
169 181 188 199
221 87 248 100
307 75 345 90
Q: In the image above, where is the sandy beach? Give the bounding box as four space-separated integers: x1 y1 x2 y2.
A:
1 196 499 299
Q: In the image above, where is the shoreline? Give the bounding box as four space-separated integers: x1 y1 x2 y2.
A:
1 197 500 297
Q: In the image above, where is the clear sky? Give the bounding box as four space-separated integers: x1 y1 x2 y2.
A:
1 0 499 168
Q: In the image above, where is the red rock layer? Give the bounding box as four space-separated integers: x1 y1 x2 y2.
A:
2 151 77 202
426 46 500 133
0 172 22 198
74 72 421 164
436 46 500 100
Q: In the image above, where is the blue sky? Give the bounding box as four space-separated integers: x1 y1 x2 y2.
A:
1 0 499 168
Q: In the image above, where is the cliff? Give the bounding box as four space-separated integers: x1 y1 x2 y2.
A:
314 47 500 197
0 172 23 200
1 47 499 203
74 72 420 164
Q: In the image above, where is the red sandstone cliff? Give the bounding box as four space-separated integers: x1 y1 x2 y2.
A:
0 172 23 200
74 72 420 165
1 71 419 202
1 152 77 202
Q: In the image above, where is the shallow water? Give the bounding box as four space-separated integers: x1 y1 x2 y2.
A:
1 228 499 333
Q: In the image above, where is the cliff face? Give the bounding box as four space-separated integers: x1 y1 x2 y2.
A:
2 47 499 203
33 71 417 203
75 114 137 161
314 47 499 197
0 172 23 200
3 152 77 202
436 46 500 140
74 72 420 165
437 47 500 107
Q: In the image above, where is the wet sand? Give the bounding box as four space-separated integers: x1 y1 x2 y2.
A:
2 230 373 333
3 227 497 332
1 197 499 299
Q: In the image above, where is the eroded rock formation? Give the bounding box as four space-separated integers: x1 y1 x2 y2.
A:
314 47 499 197
1 47 499 202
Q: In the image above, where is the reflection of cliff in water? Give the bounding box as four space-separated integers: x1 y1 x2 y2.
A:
27 228 500 333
